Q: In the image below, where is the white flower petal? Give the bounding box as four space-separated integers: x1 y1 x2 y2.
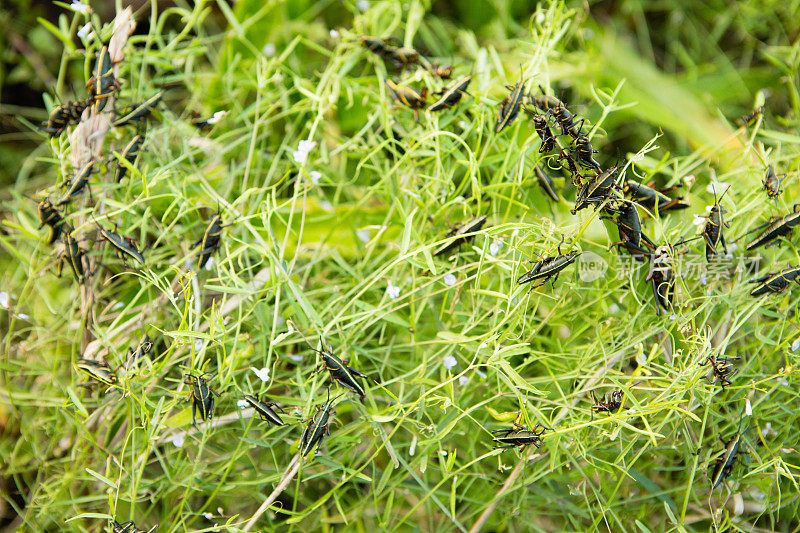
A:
298 139 317 153
330 29 339 38
458 375 469 386
745 398 752 416
15 313 29 320
237 399 249 409
356 0 369 11
202 512 215 520
205 111 228 125
204 257 215 270
320 200 333 211
309 170 322 184
443 355 457 369
443 273 456 286
69 1 91 14
489 240 502 257
609 303 619 314
288 354 304 362
171 433 185 447
356 228 370 243
250 366 270 382
292 150 308 165
0 292 8 309
77 22 92 38
692 215 706 226
792 338 800 351
409 435 417 456
194 339 204 352
262 43 276 57
386 281 401 300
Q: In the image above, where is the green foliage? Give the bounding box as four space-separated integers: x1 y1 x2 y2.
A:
1 0 800 532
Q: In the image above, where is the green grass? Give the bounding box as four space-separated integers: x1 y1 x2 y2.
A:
2 0 800 531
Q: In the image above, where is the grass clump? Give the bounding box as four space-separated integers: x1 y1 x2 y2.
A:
1 1 800 532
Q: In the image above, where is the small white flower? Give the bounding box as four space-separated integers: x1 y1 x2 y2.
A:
693 214 706 226
386 281 401 300
237 399 249 409
670 314 677 320
250 366 270 382
609 303 619 314
489 239 503 257
356 0 369 11
443 355 457 369
194 339 204 352
112 302 124 310
69 1 91 14
356 228 370 243
77 22 92 39
0 292 8 309
745 398 752 416
458 375 469 386
288 354 304 362
184 258 194 270
729 243 738 252
202 512 215 520
443 273 456 286
320 200 333 211
475 369 486 379
409 435 417 456
330 29 339 39
292 139 317 166
15 313 29 320
205 111 228 125
309 170 322 184
700 272 707 285
204 257 215 270
761 422 772 437
706 182 730 195
406 190 421 200
262 43 276 57
792 338 800 351
171 433 185 447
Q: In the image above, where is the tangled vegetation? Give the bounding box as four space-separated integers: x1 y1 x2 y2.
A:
1 0 800 531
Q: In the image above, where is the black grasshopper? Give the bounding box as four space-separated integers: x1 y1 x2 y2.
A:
112 92 163 127
124 334 153 372
428 75 472 112
39 99 89 137
432 215 487 257
75 357 118 388
571 129 601 171
192 213 226 269
242 393 285 426
55 161 94 206
299 392 340 457
709 413 751 490
114 133 145 182
600 201 654 259
735 105 764 128
387 46 420 68
430 64 453 79
703 197 730 262
183 372 220 426
749 265 800 296
527 111 556 153
87 44 120 112
57 232 90 283
110 520 158 533
314 337 371 401
529 87 582 138
762 165 782 198
558 149 581 183
571 166 620 214
360 37 391 58
645 245 676 315
37 198 69 244
517 241 579 288
491 422 549 451
589 389 630 421
624 180 689 213
495 80 527 133
533 165 560 202
385 80 427 121
698 355 740 390
744 204 800 251
93 219 145 266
